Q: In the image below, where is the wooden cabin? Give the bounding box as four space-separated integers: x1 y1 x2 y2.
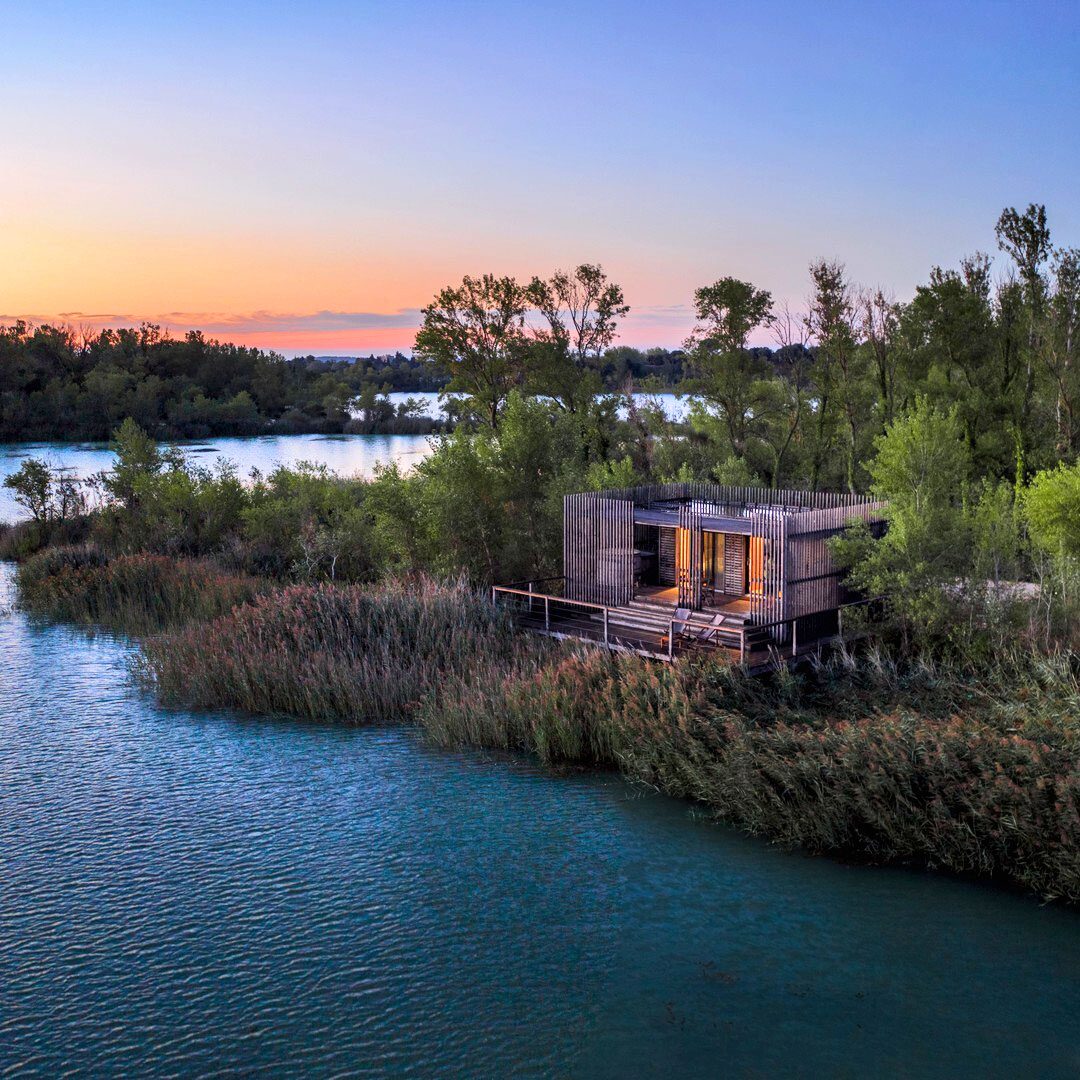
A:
493 483 886 666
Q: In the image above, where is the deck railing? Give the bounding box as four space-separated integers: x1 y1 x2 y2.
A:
493 580 882 666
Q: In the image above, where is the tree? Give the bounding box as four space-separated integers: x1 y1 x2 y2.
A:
858 288 901 428
1024 461 1080 558
1041 248 1080 455
996 203 1053 440
525 264 629 413
414 274 530 429
835 399 972 648
3 458 86 524
806 259 871 492
101 417 182 510
684 277 774 464
3 459 53 523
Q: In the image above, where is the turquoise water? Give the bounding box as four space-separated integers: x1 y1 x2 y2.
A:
1 562 1079 1077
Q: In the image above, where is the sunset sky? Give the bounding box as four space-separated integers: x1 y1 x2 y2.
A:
3 1 1077 355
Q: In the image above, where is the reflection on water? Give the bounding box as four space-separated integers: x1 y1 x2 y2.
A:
1 562 1079 1077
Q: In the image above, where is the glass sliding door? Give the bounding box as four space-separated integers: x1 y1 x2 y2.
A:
702 531 726 596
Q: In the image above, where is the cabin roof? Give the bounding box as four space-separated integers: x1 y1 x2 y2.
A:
581 483 880 527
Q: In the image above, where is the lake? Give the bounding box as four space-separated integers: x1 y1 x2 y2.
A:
0 393 693 523
0 433 433 522
2 560 1079 1077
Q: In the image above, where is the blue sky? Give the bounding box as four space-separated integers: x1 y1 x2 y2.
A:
1 0 1076 351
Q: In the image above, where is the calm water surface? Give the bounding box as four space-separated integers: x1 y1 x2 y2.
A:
1 562 1079 1077
0 394 692 522
0 433 432 522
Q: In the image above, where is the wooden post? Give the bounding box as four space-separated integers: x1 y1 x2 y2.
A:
668 619 674 660
791 618 797 657
838 605 843 641
528 580 534 615
544 595 550 631
603 606 609 645
739 630 745 664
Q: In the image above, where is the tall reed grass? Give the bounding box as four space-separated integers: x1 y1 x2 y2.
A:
420 647 1080 901
16 545 266 634
16 536 1079 900
135 577 551 725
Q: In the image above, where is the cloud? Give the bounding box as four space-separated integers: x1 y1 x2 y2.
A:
159 309 424 334
623 304 694 328
2 308 424 335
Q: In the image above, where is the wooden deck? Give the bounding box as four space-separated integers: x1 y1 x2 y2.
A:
492 578 875 671
493 581 777 665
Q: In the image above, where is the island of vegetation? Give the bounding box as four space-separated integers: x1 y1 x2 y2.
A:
3 203 1079 903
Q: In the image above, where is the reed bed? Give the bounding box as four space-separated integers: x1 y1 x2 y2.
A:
16 545 266 634
15 537 1080 900
135 577 550 725
420 648 1080 901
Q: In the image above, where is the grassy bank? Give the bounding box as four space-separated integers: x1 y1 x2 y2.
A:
422 647 1080 900
12 543 1080 902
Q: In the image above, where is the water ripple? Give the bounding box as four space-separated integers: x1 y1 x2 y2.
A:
2 564 1080 1078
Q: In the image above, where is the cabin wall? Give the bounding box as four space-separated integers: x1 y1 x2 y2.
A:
657 527 676 586
563 492 635 606
723 534 746 595
782 502 887 622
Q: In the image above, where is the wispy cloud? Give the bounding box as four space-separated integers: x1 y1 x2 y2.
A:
2 308 424 334
159 309 424 334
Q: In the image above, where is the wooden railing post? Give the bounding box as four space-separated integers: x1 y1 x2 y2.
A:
544 595 550 631
791 617 797 657
668 619 674 660
603 606 609 645
739 629 745 664
838 606 843 641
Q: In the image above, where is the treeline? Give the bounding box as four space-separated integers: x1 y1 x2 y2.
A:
0 325 447 441
419 205 1079 493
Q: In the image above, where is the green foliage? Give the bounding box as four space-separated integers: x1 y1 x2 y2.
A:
367 393 592 582
2 457 85 524
243 463 375 581
1024 461 1080 557
834 399 972 645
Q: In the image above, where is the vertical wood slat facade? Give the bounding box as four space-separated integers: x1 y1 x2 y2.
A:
782 501 887 622
676 501 703 608
561 486 887 637
563 492 634 606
